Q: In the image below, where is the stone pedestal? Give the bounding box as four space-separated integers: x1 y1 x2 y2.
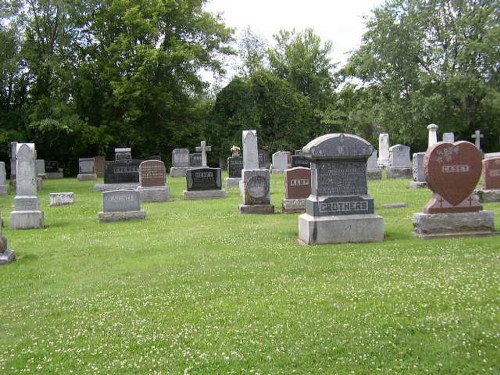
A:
94 183 139 192
77 173 97 181
239 204 275 214
282 198 306 214
413 211 496 238
49 192 74 206
299 213 384 244
225 177 241 188
98 210 146 223
10 210 44 229
387 167 412 179
138 186 171 202
169 167 189 177
183 190 226 200
475 189 500 203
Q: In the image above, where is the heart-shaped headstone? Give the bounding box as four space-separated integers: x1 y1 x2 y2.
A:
424 141 482 206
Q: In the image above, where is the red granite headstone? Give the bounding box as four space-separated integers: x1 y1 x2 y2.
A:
483 157 500 190
139 160 166 187
424 141 482 213
285 167 311 199
94 156 105 178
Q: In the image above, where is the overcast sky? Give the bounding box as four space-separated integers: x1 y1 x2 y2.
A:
204 0 386 67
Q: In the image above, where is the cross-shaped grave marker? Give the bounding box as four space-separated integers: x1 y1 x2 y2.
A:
196 140 211 167
471 130 484 150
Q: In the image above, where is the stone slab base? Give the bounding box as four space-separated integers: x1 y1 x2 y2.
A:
387 167 412 179
367 170 382 180
49 192 74 206
239 204 275 214
298 213 384 245
138 187 171 202
46 172 64 179
282 198 306 214
0 249 16 265
413 211 496 238
77 173 97 181
0 185 8 195
225 177 241 188
169 167 189 177
475 189 500 203
94 183 139 192
10 210 44 229
409 181 427 189
183 190 227 200
98 210 146 223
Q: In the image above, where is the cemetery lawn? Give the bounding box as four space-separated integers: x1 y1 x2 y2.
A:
0 175 499 375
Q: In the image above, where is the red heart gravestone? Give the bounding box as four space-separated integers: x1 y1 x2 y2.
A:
424 141 483 214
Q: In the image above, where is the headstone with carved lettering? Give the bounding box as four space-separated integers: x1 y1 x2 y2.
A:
169 148 190 177
239 169 274 214
94 159 142 192
77 158 98 181
298 133 384 244
138 160 170 202
226 155 243 188
115 147 132 161
282 167 311 213
413 141 495 238
387 144 412 179
475 157 500 203
183 167 226 200
0 161 8 195
98 190 146 222
367 149 382 180
409 152 427 189
10 143 45 229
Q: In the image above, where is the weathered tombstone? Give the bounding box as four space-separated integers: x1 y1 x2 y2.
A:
36 159 46 179
138 160 170 202
378 133 389 167
94 156 105 178
427 123 439 149
226 155 243 188
10 143 45 229
0 218 15 265
94 159 141 192
239 169 274 214
98 190 146 222
45 161 63 179
282 167 311 213
366 149 382 180
183 167 226 200
291 155 310 168
387 144 412 179
189 153 202 167
195 140 211 167
409 152 427 189
49 192 74 206
442 132 455 143
115 147 132 161
0 162 8 195
298 133 384 244
258 149 271 169
77 158 97 181
271 151 288 173
471 130 484 150
170 148 190 177
413 141 495 238
242 130 259 170
475 157 500 203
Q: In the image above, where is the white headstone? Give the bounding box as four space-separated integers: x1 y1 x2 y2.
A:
442 132 454 143
427 123 439 148
471 130 484 150
378 133 389 167
242 130 259 170
389 144 411 168
272 151 288 172
195 141 211 167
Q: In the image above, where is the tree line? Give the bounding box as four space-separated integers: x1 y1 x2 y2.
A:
1 0 498 174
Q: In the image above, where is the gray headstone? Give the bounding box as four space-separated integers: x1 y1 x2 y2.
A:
378 133 389 167
242 169 271 205
242 130 259 170
16 144 37 196
189 153 202 167
115 147 132 161
79 158 96 174
389 144 411 168
272 151 288 171
102 190 141 212
35 159 45 177
412 152 426 182
427 124 439 148
172 149 190 167
442 132 455 143
195 140 211 167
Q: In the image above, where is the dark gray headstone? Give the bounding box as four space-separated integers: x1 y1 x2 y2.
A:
79 158 96 174
291 155 310 168
45 161 59 173
104 160 141 184
186 168 221 191
115 147 132 161
227 156 243 178
258 149 271 168
189 153 202 167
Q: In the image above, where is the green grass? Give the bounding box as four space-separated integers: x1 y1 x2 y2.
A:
0 174 499 374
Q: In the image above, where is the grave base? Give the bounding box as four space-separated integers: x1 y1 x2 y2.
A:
0 249 16 265
0 185 8 195
10 210 44 230
94 183 139 192
475 189 500 203
183 190 227 200
298 213 384 245
282 198 306 214
77 173 97 181
239 204 275 214
225 177 241 188
413 211 496 239
98 210 146 223
387 167 412 179
367 170 382 180
409 181 427 189
49 192 74 206
138 186 171 202
169 167 189 177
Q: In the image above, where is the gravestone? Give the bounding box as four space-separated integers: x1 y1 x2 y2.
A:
471 130 484 150
239 169 274 214
226 156 243 188
77 158 97 181
258 149 271 169
475 157 500 203
189 153 202 167
138 160 170 202
0 218 15 265
10 143 44 229
195 141 211 167
366 149 382 180
378 133 389 167
49 192 74 206
170 148 190 177
36 159 46 179
442 132 455 143
298 133 384 244
115 147 132 160
45 161 63 179
94 156 105 178
94 159 141 192
0 162 8 195
271 151 288 173
291 155 310 168
183 167 226 200
413 141 495 238
9 142 17 186
427 123 439 149
242 131 259 170
409 152 427 189
295 149 303 155
282 167 311 213
387 144 412 179
98 190 146 222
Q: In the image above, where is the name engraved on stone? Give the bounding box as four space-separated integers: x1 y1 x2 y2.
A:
316 161 367 196
195 171 214 178
489 169 500 177
290 179 310 186
103 190 140 212
442 165 470 173
114 166 139 173
319 201 369 214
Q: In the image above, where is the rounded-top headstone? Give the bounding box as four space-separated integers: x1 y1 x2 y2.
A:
302 133 373 159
